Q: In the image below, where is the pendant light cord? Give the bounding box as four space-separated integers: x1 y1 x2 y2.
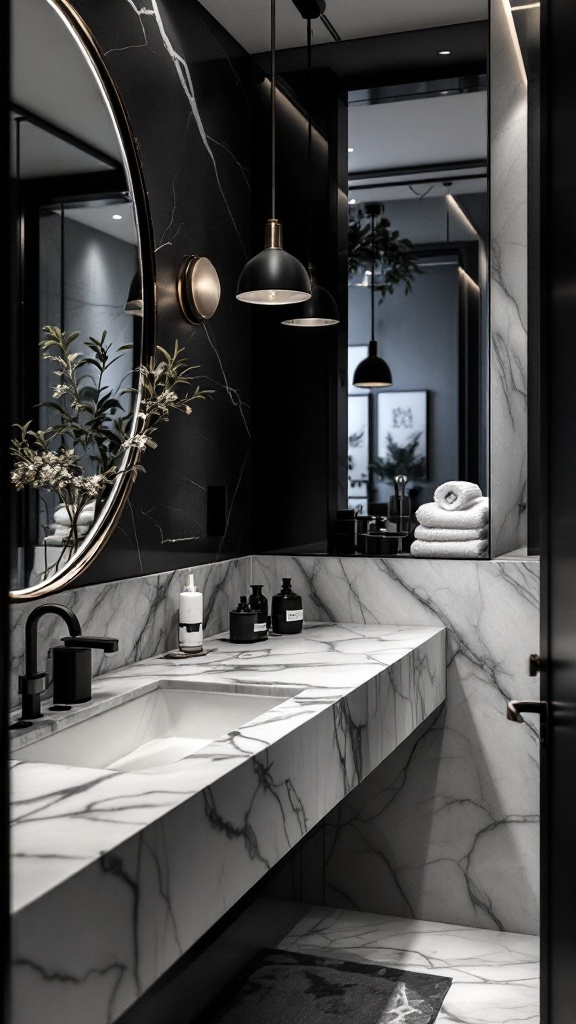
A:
306 18 312 268
371 210 376 341
271 0 276 220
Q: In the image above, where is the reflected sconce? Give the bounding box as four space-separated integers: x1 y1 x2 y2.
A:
281 18 339 328
178 255 221 324
236 0 311 305
352 203 393 388
124 270 143 316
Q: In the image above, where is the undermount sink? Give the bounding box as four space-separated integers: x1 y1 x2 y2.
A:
15 684 295 773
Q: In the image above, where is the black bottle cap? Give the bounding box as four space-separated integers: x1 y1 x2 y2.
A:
282 578 292 590
236 596 252 612
251 584 263 594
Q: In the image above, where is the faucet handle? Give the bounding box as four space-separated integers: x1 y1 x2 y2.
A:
61 636 119 653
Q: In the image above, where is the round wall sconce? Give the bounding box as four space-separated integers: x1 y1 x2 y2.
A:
178 256 221 324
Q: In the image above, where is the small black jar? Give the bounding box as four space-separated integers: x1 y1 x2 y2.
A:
229 597 258 643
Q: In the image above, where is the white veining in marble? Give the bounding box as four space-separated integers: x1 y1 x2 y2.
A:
253 555 539 935
279 905 539 1024
10 621 445 1024
8 555 251 711
490 0 528 556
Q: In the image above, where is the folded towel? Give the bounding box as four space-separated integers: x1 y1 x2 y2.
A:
414 525 488 543
416 497 489 530
411 537 488 559
54 506 95 526
434 480 482 511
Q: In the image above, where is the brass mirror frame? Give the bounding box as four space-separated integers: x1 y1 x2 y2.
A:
10 0 156 601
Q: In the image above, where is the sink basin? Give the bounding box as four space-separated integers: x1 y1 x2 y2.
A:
15 684 293 772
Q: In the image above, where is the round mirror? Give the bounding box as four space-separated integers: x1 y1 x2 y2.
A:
10 0 154 599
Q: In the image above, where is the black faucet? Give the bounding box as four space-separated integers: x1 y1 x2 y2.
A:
15 604 118 726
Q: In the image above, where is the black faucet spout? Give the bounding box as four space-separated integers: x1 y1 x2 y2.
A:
24 605 81 679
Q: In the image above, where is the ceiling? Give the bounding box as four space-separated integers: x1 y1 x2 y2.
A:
349 92 487 177
198 0 488 54
11 0 121 165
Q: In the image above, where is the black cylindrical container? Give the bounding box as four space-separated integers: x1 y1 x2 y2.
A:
249 584 269 641
335 509 356 555
271 578 303 635
229 597 258 643
52 646 92 703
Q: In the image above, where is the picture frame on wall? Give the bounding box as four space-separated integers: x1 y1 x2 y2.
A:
377 390 428 480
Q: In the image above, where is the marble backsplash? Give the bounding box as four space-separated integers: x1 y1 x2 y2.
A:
8 556 251 712
490 0 528 555
254 554 540 935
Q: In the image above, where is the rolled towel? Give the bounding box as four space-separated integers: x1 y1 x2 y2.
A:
414 525 488 543
411 537 488 559
434 480 482 512
416 497 489 531
54 506 95 527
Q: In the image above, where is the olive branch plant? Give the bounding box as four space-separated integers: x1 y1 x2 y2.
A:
348 206 421 300
11 326 214 567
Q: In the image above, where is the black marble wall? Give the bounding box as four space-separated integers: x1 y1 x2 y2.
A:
74 0 253 584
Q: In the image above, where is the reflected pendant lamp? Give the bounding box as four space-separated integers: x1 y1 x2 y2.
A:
124 270 143 316
352 203 392 387
236 0 311 305
282 19 339 327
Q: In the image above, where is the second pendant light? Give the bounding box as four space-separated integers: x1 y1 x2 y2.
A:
236 0 311 305
282 18 339 328
353 203 392 388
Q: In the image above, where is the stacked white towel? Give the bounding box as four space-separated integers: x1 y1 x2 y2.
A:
411 483 488 559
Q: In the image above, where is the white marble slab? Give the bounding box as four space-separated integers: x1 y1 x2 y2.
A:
279 905 539 1024
10 621 445 1024
490 0 528 555
8 555 251 710
253 555 540 935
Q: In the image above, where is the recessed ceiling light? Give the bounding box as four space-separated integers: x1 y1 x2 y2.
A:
112 214 123 220
438 50 451 56
348 198 356 205
348 147 354 153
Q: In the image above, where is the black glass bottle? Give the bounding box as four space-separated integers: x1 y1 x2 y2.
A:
271 578 303 635
229 596 258 643
249 584 268 641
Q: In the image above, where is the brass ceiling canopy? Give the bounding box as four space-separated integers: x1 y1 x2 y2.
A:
178 255 221 324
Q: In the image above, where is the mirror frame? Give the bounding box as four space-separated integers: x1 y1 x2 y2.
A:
10 0 156 601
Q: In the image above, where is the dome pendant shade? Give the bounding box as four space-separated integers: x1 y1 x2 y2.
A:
124 270 143 316
236 219 311 305
353 339 393 387
281 266 339 326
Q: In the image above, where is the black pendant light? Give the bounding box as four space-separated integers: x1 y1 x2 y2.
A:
236 0 311 305
352 203 392 388
282 19 339 327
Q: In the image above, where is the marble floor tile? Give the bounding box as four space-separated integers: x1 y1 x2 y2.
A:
278 906 539 1024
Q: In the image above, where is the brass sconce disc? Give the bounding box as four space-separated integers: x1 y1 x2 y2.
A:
178 255 221 324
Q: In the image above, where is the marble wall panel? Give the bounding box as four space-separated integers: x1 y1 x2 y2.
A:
9 555 251 711
253 553 540 934
490 0 529 555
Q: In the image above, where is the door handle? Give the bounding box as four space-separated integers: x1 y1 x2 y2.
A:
507 700 547 723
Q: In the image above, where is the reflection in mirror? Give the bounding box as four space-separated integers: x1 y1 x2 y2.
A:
347 78 488 525
10 0 147 596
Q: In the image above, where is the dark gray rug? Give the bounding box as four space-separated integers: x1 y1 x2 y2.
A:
210 947 452 1024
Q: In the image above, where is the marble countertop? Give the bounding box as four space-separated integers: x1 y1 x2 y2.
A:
10 622 446 1024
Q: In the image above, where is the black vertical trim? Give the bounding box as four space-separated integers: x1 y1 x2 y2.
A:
1 0 11 1015
540 0 576 1020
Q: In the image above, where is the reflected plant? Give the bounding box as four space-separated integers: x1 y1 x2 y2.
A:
11 326 213 566
370 432 425 482
348 207 421 301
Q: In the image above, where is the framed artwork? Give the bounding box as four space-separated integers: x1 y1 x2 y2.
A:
348 394 370 494
348 345 369 395
377 390 427 480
